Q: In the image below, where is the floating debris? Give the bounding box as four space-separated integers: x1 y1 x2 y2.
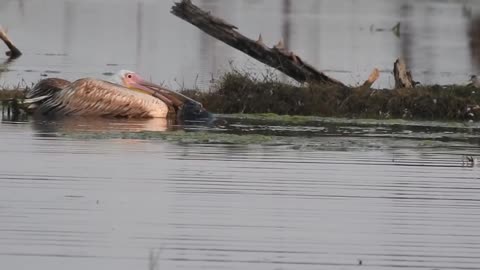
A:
44 70 61 74
43 53 67 56
370 22 401 37
463 155 478 167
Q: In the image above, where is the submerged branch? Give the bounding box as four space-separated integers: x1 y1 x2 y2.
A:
0 26 22 59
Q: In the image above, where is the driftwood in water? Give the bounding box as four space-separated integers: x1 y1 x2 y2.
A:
0 26 22 59
393 58 415 89
171 0 345 87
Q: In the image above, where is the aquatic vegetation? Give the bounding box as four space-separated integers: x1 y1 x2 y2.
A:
0 88 24 100
220 113 480 129
53 124 480 152
181 72 480 121
0 87 26 118
62 130 278 145
36 112 480 148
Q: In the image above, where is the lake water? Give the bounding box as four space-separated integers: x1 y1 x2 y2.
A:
2 0 480 269
1 0 480 89
1 115 480 270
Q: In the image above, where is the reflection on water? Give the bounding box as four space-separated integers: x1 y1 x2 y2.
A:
31 117 172 135
1 0 480 88
1 116 480 269
468 15 480 73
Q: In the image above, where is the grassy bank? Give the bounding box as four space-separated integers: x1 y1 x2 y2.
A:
0 88 25 100
1 72 479 121
181 72 480 121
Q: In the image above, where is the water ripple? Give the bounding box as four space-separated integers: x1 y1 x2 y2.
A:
1 116 480 269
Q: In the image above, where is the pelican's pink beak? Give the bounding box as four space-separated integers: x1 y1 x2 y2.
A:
128 77 157 95
128 73 202 108
135 79 168 93
124 73 167 95
128 77 177 106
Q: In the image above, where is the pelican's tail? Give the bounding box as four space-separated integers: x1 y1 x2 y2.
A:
24 95 51 104
26 78 71 99
22 95 52 112
24 78 71 113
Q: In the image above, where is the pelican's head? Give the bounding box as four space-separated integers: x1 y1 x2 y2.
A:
111 70 160 96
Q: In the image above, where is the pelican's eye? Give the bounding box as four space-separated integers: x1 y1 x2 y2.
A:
127 74 133 79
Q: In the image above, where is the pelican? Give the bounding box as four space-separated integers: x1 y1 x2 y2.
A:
25 70 210 120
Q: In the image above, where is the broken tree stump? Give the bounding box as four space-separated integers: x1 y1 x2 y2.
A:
0 26 22 59
171 0 345 87
393 58 415 89
362 68 380 88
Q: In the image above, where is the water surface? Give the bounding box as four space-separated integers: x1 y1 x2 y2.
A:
1 115 480 269
1 0 480 88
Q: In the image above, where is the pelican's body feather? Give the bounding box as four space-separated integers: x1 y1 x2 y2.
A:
29 78 169 118
26 78 71 100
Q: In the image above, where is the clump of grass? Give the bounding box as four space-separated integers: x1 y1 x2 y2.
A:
0 84 28 120
181 71 480 121
0 86 26 100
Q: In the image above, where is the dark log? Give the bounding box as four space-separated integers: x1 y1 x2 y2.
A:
171 0 345 87
0 26 22 59
393 58 414 89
